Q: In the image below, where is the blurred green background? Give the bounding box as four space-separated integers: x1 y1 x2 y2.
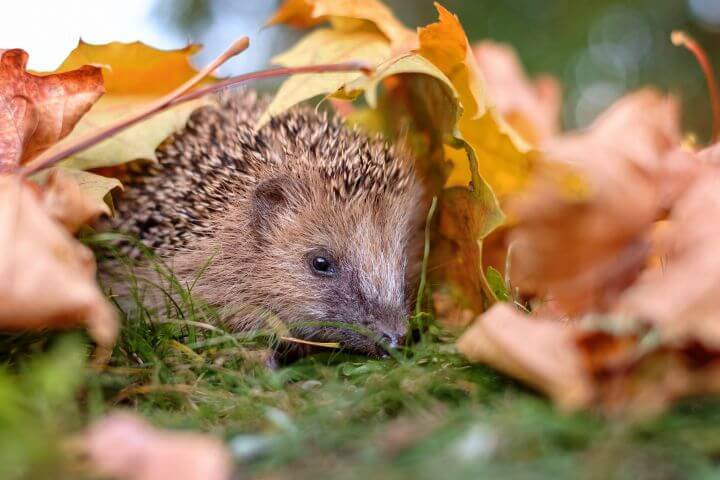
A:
157 0 720 139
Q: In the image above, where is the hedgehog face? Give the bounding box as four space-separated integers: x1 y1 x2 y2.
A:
246 172 423 357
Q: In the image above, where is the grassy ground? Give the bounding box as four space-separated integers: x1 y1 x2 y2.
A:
3 239 720 479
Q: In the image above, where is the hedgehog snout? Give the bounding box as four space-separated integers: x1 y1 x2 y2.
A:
367 304 408 350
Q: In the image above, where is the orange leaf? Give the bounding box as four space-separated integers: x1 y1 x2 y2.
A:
56 41 202 95
616 172 720 348
416 4 532 199
0 49 103 169
268 0 325 28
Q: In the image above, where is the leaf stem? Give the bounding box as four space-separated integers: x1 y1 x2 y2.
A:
672 30 720 143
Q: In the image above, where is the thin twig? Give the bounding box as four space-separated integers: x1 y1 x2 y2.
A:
672 30 720 143
172 61 372 105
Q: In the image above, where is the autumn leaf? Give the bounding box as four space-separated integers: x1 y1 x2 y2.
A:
79 412 232 480
0 176 116 345
457 303 593 410
615 172 720 348
55 41 203 94
416 5 531 198
506 89 685 316
267 0 324 29
433 171 505 312
0 48 103 170
48 41 213 171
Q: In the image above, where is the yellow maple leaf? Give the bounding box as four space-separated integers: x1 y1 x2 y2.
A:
417 4 531 198
49 41 212 170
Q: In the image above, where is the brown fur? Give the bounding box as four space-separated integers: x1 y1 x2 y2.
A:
107 90 425 356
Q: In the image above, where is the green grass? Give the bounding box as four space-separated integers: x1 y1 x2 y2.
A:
3 239 720 479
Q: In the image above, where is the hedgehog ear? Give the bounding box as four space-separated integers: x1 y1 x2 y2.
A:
251 175 303 234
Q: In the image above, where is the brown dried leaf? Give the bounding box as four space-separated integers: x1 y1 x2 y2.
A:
569 166 720 415
473 41 561 144
615 173 720 348
82 413 232 480
0 49 103 169
507 90 684 315
573 329 720 417
0 176 116 345
457 303 593 410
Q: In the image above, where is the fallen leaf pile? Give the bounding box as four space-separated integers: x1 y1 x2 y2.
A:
0 48 116 345
456 45 720 415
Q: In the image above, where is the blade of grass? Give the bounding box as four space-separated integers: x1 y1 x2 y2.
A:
415 196 438 317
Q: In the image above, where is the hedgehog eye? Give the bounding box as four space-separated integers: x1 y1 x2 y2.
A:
308 251 337 277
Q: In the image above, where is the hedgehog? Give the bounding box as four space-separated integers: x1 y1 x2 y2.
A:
107 89 425 357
